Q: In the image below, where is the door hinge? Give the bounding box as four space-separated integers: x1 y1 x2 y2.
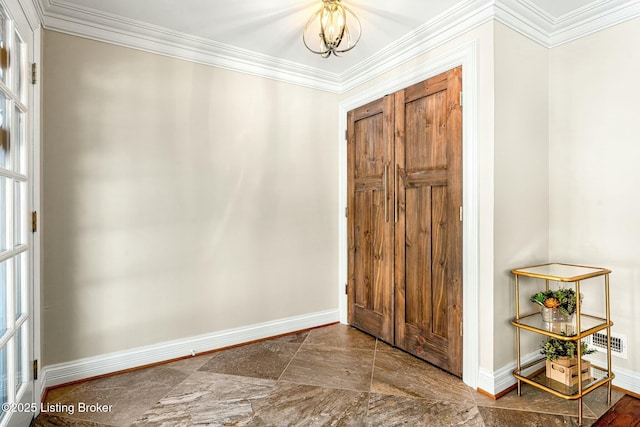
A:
460 321 463 337
459 206 463 222
32 211 37 232
345 283 348 295
345 207 348 218
33 360 38 380
459 91 463 107
31 63 37 84
345 129 348 140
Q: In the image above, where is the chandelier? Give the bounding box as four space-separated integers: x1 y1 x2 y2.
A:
303 0 361 58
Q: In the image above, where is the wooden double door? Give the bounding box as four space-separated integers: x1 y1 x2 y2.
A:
347 67 463 377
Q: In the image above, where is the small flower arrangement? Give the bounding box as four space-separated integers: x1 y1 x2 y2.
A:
540 337 596 361
530 288 578 316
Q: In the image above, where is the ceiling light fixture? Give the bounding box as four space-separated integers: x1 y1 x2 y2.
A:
303 0 361 58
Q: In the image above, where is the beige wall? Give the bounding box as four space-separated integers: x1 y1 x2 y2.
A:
42 31 339 365
493 23 549 369
549 17 640 374
41 15 640 387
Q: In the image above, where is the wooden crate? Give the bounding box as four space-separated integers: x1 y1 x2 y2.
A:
546 359 591 386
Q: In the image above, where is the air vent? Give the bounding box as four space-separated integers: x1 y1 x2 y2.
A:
586 331 627 359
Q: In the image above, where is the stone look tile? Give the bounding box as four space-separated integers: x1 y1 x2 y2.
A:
269 330 309 344
472 385 597 418
42 366 190 426
198 340 300 380
303 324 376 350
478 406 594 427
371 350 475 402
280 346 375 392
582 385 625 418
132 371 275 427
32 324 627 427
375 339 396 353
161 354 214 372
366 393 483 427
32 413 118 427
240 382 369 426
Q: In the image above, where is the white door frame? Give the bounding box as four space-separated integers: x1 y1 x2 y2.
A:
0 0 41 425
337 40 479 389
17 0 42 410
30 25 41 405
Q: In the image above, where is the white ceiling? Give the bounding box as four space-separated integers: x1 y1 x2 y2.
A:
49 0 464 75
39 0 600 74
35 0 640 89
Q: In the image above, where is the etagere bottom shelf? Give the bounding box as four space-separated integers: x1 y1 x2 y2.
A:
513 357 614 400
514 357 614 425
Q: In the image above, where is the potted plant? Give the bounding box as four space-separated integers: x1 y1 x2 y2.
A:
540 338 595 363
530 288 579 323
541 337 595 386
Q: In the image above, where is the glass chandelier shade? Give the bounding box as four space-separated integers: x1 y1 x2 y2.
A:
303 0 361 58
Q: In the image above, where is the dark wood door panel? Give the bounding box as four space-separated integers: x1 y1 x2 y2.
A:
395 67 463 378
347 95 394 344
348 67 462 376
403 184 449 338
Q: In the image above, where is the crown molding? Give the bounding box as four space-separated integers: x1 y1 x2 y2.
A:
338 0 492 93
35 0 640 93
547 0 640 47
37 0 342 92
497 0 640 47
493 0 551 46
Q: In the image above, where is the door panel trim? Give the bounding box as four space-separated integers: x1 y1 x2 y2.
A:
338 40 479 389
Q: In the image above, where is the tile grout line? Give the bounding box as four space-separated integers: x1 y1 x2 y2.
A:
370 339 378 391
364 339 380 425
275 331 311 383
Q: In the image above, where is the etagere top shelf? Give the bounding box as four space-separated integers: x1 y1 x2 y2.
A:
511 263 611 282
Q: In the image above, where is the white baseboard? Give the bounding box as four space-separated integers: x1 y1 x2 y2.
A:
40 309 339 397
477 350 540 396
478 351 640 397
611 366 640 396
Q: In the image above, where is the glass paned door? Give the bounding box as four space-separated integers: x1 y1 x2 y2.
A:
0 0 33 425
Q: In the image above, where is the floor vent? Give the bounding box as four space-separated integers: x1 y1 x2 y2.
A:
586 331 627 359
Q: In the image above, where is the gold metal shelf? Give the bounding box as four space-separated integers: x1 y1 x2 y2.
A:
513 358 615 400
511 263 611 282
512 312 613 340
510 262 613 426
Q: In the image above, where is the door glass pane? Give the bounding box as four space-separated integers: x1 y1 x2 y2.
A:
14 107 25 174
0 177 10 252
0 10 6 84
14 181 25 246
15 324 26 392
0 259 7 337
15 252 25 320
13 30 25 103
0 94 8 170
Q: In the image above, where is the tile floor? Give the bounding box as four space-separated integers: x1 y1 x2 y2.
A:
32 324 623 426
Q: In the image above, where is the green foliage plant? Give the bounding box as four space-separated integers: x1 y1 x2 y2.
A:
530 288 579 316
540 337 596 361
